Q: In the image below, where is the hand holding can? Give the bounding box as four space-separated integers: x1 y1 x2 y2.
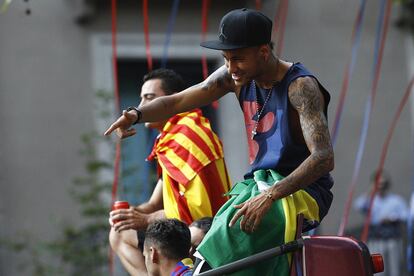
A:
111 201 130 224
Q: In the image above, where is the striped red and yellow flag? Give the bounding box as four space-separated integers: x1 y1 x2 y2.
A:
148 109 231 223
148 109 225 185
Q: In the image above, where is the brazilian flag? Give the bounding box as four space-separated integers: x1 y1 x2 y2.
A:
197 169 321 275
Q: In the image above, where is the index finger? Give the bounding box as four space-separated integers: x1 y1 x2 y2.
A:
104 122 120 136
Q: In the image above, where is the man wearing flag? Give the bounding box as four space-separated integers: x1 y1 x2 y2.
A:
109 69 231 275
105 8 334 275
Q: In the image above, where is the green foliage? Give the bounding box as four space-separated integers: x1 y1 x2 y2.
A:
40 91 116 275
0 233 65 275
0 0 13 14
46 222 111 275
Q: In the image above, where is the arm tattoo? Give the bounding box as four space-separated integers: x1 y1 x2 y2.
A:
272 77 334 199
202 66 234 94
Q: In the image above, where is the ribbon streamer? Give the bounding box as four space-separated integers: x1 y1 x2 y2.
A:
110 0 122 207
255 0 262 10
337 0 393 236
331 0 367 144
407 147 414 272
161 0 180 68
109 0 122 273
335 0 369 234
361 75 414 242
200 0 218 109
272 0 289 57
142 0 153 71
201 0 210 80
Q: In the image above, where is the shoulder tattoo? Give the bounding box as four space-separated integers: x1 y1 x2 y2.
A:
288 77 332 149
289 77 323 114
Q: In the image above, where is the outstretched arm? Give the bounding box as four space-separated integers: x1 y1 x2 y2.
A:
104 66 234 138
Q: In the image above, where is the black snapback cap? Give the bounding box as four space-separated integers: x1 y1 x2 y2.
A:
200 8 272 50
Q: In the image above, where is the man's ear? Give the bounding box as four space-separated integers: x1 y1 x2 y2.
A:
150 246 159 264
259 44 271 61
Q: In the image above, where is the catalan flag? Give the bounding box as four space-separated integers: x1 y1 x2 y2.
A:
148 109 231 224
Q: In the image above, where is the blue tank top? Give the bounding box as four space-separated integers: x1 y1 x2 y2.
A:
239 63 332 181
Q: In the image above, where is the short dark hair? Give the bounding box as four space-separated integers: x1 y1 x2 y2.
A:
143 69 185 95
190 217 213 235
145 219 191 260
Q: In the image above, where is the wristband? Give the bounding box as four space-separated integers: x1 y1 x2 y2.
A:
126 106 142 125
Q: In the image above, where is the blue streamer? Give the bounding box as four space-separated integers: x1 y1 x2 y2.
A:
408 135 414 271
161 0 180 68
349 1 366 83
331 0 367 144
407 144 414 272
343 0 387 231
371 0 386 84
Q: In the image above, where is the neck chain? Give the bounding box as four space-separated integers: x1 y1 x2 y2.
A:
251 81 273 139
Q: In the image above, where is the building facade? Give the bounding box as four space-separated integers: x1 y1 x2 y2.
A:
1 0 413 274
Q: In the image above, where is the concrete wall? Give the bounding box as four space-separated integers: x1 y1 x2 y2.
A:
0 1 94 274
0 0 413 274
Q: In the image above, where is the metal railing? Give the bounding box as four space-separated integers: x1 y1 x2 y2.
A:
196 238 304 276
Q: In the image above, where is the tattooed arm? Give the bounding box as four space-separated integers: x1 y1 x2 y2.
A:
104 65 235 137
270 76 334 199
229 76 334 233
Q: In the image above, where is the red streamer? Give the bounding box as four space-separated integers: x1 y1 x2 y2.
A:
339 0 392 238
143 0 153 71
255 0 262 10
109 0 122 274
272 0 289 57
331 0 366 145
336 0 367 236
200 0 218 109
110 0 120 111
201 0 209 80
361 74 414 242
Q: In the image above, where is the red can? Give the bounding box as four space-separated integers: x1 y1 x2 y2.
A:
112 201 130 210
112 201 130 223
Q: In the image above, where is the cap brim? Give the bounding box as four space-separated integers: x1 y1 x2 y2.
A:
200 40 248 50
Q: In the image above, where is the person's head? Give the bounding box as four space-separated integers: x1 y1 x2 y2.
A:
189 217 213 258
200 8 275 86
139 69 185 130
143 219 191 276
370 169 391 196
